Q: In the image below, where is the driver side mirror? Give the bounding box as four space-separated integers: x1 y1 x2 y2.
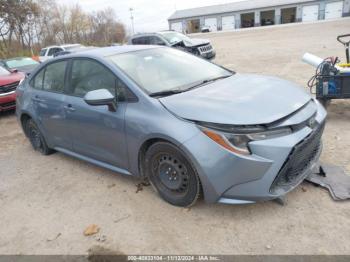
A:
10 69 18 73
84 89 117 112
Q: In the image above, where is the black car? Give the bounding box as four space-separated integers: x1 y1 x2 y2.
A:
128 31 216 60
0 57 40 75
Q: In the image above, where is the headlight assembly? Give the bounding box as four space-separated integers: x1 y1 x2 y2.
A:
199 126 292 155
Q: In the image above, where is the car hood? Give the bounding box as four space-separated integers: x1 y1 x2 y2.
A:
183 38 210 47
0 72 24 86
15 65 37 74
159 74 312 125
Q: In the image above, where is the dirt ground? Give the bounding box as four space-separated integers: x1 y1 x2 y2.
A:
1 19 350 255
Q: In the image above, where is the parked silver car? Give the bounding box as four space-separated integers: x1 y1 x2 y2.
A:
16 46 326 207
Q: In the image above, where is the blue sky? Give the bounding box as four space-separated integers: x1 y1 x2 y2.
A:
59 0 241 33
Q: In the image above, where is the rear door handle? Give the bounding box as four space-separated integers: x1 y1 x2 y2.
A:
64 104 76 112
32 95 45 103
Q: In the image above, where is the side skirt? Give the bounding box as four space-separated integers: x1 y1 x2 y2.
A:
54 147 132 176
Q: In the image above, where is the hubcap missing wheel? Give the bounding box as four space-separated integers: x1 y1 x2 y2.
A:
154 154 189 193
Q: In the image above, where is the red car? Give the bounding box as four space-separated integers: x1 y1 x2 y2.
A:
0 66 24 112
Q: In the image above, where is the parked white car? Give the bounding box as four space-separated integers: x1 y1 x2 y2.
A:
39 44 84 62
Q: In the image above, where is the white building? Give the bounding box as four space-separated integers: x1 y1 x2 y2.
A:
168 0 350 33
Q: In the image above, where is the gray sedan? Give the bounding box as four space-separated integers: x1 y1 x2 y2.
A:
16 46 327 207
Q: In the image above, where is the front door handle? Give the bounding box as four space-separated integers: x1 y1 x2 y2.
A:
64 104 76 112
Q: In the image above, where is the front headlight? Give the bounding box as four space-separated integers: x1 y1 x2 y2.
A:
200 126 292 155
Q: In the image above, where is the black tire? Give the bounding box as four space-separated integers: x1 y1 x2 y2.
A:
144 142 201 207
25 119 54 155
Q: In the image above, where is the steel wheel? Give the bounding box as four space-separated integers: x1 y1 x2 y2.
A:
153 153 190 195
145 142 201 207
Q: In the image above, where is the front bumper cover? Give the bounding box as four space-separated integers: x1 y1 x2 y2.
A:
0 91 16 112
180 99 327 204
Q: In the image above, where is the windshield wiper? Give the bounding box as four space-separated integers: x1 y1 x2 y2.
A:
149 89 184 98
149 75 231 97
184 75 232 92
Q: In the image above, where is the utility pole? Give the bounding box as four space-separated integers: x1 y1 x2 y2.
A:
129 8 135 35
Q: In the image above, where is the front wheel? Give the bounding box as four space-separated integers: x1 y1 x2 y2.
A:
144 142 201 207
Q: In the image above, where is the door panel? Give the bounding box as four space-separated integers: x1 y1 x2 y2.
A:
65 58 129 169
65 96 128 168
30 60 71 149
32 90 70 148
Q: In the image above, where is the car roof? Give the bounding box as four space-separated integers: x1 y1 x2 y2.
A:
62 45 160 58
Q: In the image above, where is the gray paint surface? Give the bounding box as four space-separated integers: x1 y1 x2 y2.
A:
160 74 310 125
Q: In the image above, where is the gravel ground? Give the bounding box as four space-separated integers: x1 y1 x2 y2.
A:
0 19 350 255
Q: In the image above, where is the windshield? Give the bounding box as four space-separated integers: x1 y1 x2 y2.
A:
6 58 39 69
108 48 232 95
0 66 10 76
159 32 193 45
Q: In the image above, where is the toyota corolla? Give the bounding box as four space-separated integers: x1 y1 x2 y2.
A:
16 46 327 207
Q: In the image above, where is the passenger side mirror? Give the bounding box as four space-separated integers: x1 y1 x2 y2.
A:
84 89 117 112
10 69 18 73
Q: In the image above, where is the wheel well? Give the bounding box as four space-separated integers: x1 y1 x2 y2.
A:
20 114 32 136
138 138 171 178
138 138 203 203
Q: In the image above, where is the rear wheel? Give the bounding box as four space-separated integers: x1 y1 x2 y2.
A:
25 119 54 155
144 142 201 207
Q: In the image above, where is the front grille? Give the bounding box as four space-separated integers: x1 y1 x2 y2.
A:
198 44 212 53
0 101 16 108
0 81 19 94
270 122 325 194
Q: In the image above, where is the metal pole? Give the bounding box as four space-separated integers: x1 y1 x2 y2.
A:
129 8 135 35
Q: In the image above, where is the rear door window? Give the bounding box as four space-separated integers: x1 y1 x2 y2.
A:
42 61 67 92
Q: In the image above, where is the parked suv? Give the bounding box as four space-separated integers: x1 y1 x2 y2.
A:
16 46 326 207
128 31 216 60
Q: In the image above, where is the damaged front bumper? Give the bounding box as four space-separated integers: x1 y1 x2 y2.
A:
180 99 327 204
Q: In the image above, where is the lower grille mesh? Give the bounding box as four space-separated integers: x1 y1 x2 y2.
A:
270 122 325 194
0 81 19 94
